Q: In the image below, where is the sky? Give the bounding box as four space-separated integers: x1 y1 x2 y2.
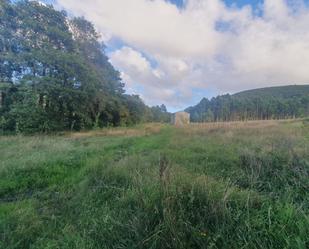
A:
44 0 309 111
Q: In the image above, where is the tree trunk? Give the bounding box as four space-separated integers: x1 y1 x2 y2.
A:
94 112 100 128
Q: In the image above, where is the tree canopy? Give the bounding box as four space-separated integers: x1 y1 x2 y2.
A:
186 85 309 122
0 0 170 133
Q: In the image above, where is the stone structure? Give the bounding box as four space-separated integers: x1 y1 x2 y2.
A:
171 111 190 126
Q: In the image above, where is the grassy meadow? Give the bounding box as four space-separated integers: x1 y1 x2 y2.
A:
0 120 308 249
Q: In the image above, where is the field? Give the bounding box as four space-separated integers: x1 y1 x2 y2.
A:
1 120 309 249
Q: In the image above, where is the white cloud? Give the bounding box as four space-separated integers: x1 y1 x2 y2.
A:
110 47 151 74
109 46 186 107
55 0 309 110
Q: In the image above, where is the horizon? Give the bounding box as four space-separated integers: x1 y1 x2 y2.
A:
42 0 309 112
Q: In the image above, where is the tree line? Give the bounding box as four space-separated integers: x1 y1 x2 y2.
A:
0 0 170 133
186 85 309 122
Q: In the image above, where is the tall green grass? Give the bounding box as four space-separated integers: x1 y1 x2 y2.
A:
0 121 308 249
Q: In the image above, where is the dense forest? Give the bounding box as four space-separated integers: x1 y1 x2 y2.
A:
186 85 309 122
0 0 170 133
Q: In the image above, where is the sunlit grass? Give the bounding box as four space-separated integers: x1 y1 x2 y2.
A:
1 121 308 249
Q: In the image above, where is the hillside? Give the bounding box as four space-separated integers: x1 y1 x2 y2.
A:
234 85 309 99
186 85 309 122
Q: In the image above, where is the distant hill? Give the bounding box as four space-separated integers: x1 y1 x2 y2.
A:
186 85 309 122
234 85 309 99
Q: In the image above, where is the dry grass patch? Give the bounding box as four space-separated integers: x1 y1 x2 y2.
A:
67 123 164 139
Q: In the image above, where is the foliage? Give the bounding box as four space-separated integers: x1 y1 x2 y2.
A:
0 1 169 133
186 85 309 122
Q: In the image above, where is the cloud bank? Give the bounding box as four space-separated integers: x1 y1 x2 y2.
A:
55 0 309 110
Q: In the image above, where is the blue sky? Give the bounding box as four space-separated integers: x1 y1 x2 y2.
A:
45 0 309 111
44 0 266 9
170 0 262 8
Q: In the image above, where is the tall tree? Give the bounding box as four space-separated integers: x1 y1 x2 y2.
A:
0 1 170 133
